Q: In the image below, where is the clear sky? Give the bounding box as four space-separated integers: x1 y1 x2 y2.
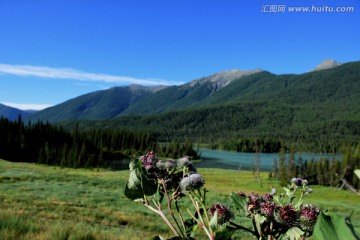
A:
0 0 359 110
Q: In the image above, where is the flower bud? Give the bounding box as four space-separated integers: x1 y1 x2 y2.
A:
300 204 320 231
180 174 204 191
277 204 299 227
302 179 308 186
164 159 176 170
209 203 234 224
260 201 276 217
177 157 191 168
156 161 165 169
237 192 247 198
291 177 303 186
262 193 273 201
270 188 277 196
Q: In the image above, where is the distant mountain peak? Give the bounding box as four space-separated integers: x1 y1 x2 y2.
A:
126 84 168 93
188 68 263 89
311 59 342 72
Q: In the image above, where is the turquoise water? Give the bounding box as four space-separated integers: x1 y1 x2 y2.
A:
194 148 341 171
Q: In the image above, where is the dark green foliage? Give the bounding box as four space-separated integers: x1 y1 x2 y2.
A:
19 61 360 155
273 148 360 188
0 116 199 168
0 117 155 168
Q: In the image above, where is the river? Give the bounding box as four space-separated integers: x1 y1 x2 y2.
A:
193 148 341 171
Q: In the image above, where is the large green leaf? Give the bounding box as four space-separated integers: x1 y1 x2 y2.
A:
214 225 235 240
184 217 198 238
209 211 218 232
283 227 304 240
313 211 358 240
124 158 158 200
230 192 247 213
354 169 360 180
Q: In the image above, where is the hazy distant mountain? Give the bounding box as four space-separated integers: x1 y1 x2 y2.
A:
0 103 34 121
311 59 342 71
27 84 168 122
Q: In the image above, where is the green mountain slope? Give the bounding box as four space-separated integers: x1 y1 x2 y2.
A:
27 85 167 122
120 61 360 114
202 61 360 106
29 60 360 150
59 61 360 151
120 69 262 115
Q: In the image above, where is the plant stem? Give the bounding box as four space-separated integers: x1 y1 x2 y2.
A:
188 193 214 240
143 200 180 237
175 200 187 234
229 221 257 236
161 179 185 238
251 215 260 239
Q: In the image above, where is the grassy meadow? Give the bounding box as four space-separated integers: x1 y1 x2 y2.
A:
0 159 359 240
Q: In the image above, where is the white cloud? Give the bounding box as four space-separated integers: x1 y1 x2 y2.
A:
0 63 182 85
1 102 53 111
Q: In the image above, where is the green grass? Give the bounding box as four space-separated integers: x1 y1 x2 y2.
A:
0 159 359 239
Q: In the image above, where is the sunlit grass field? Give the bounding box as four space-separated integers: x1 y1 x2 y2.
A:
1 159 359 240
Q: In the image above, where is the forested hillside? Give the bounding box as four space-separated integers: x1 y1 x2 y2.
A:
27 85 167 122
20 61 360 153
0 117 198 169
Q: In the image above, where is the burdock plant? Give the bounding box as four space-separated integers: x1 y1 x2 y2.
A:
124 152 323 239
124 152 225 239
230 177 321 240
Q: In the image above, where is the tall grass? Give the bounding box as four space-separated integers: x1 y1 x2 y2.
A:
0 159 359 239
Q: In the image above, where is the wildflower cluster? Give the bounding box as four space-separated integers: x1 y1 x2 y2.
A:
139 151 201 192
232 178 320 239
125 152 324 240
125 152 215 239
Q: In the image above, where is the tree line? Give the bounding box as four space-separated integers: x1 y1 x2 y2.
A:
62 101 360 154
271 146 360 190
0 116 199 169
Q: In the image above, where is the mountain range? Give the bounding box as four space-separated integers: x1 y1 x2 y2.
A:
21 59 359 123
2 59 360 142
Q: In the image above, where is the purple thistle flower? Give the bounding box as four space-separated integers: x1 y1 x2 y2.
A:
260 201 276 217
277 204 299 227
156 161 165 169
237 192 247 198
209 203 234 224
164 159 176 170
300 204 320 231
291 177 303 186
262 193 273 202
177 156 191 168
180 173 205 191
247 193 260 212
177 156 197 173
141 151 158 167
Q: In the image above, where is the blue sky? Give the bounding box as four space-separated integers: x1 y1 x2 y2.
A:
0 0 359 110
